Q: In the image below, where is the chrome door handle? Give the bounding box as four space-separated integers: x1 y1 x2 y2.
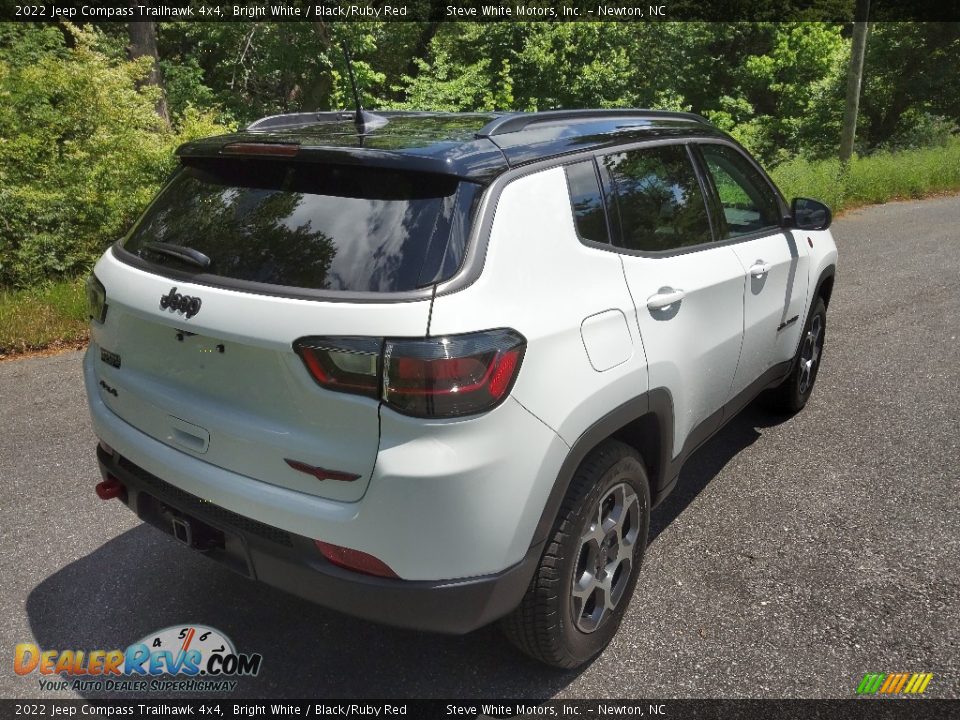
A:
646 288 685 310
749 260 771 277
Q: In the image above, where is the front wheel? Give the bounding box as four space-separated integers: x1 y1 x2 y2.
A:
766 296 827 414
500 439 650 669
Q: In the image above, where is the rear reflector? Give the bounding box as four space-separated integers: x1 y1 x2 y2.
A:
285 459 360 482
314 541 398 579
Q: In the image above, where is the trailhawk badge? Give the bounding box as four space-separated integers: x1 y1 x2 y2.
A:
160 287 202 318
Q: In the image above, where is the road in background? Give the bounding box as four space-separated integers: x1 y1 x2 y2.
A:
1 196 958 699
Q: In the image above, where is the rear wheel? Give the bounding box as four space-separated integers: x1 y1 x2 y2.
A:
766 296 827 414
500 439 650 668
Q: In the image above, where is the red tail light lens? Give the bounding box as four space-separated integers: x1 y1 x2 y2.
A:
293 337 381 399
384 329 526 418
293 329 526 418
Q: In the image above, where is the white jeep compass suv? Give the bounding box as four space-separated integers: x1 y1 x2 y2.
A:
84 109 837 668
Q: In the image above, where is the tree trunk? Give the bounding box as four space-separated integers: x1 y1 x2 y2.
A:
127 6 170 128
839 0 870 164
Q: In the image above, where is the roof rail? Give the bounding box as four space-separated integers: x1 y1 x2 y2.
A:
477 109 711 137
244 110 450 133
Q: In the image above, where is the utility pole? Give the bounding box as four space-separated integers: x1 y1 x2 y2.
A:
840 0 870 164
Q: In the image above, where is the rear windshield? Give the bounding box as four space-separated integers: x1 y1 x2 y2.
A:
122 159 481 293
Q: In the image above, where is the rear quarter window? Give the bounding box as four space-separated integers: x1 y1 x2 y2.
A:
564 160 610 244
122 159 480 293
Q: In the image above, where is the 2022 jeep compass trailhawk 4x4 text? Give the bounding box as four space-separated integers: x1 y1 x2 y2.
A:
84 109 837 668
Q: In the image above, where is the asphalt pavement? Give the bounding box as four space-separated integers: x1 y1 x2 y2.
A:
1 196 958 700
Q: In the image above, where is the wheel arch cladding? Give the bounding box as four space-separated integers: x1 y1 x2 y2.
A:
816 265 836 308
530 389 674 548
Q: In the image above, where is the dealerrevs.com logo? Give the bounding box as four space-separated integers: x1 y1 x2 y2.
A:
14 624 261 693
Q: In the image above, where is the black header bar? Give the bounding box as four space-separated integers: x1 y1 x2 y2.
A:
1 699 958 719
3 0 960 23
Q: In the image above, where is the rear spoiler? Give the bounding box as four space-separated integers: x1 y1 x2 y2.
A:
175 135 508 184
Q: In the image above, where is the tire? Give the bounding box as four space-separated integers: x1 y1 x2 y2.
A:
765 296 827 414
500 439 651 669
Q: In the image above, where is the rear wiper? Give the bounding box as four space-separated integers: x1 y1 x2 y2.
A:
142 242 211 271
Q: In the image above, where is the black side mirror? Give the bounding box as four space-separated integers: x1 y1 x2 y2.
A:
790 197 832 231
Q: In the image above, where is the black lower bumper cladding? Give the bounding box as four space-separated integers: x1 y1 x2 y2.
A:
95 443 540 635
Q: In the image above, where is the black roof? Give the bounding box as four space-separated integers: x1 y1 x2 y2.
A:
176 110 728 183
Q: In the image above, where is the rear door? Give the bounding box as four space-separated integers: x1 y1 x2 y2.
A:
91 158 479 503
694 142 810 400
602 143 745 457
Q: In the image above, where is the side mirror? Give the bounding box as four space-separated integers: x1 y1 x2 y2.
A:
790 197 832 231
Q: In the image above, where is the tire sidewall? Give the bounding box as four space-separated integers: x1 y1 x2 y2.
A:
557 454 650 665
792 298 827 407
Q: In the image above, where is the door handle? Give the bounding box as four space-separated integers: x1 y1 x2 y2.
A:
646 287 685 310
749 260 771 277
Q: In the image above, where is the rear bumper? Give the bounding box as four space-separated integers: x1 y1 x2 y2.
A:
84 345 568 582
97 443 541 634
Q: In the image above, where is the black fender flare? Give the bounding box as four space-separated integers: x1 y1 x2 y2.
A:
530 388 674 547
813 264 837 308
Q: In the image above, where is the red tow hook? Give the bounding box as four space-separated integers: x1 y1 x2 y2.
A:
95 475 125 500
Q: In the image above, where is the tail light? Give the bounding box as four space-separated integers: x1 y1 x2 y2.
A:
294 337 381 399
86 274 107 324
294 329 525 419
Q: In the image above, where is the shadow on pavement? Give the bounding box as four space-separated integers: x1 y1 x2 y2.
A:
650 401 791 542
25 525 579 699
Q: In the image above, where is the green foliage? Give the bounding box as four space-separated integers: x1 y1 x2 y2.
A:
0 276 88 356
156 22 386 124
771 139 960 213
390 49 514 111
0 24 230 288
391 23 692 113
160 56 229 123
880 111 958 152
388 22 863 164
2 19 959 301
860 23 960 150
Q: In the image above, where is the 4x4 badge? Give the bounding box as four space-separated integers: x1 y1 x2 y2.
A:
160 287 202 319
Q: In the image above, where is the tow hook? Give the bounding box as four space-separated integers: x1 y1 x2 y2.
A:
95 475 125 501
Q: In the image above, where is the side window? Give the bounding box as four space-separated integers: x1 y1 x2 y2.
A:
601 145 712 252
699 144 781 239
564 160 610 244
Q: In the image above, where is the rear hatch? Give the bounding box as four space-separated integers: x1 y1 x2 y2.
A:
90 154 480 502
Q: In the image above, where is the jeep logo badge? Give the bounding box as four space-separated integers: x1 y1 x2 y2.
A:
160 287 202 319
